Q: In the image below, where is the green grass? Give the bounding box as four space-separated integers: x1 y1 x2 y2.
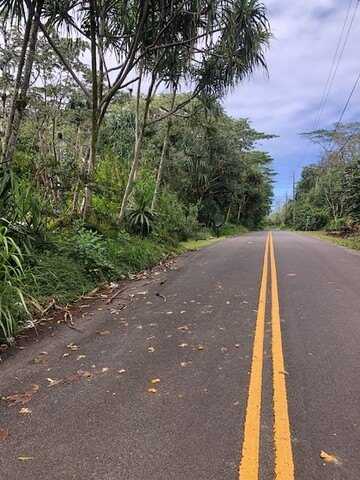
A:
179 224 248 252
0 223 249 342
300 231 360 251
179 237 222 251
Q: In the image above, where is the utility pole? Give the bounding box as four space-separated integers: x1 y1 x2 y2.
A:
292 172 296 227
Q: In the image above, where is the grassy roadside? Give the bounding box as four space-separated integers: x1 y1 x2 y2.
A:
180 225 248 252
27 225 248 311
0 223 249 344
300 231 360 251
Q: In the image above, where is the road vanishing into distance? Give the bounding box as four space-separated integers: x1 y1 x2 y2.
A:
1 231 360 479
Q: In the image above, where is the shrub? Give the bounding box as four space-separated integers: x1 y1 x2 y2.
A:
66 228 115 279
154 191 200 242
0 227 29 343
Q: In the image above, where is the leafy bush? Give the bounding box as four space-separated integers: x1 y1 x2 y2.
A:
154 191 200 242
66 228 115 279
0 227 29 343
292 203 328 231
218 224 248 236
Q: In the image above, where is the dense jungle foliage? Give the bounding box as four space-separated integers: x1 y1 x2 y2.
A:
0 0 274 343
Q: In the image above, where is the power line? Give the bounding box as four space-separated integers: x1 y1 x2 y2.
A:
335 71 360 128
314 0 359 131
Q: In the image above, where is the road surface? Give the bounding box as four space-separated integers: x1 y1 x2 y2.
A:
1 231 360 479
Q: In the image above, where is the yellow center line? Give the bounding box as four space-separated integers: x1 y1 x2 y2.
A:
239 233 270 479
269 232 295 480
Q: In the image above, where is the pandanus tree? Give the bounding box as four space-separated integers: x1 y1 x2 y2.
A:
1 0 270 222
120 0 271 222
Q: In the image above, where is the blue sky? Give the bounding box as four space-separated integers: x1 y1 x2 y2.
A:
223 0 360 207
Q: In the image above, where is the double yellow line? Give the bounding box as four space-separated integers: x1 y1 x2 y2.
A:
239 232 294 479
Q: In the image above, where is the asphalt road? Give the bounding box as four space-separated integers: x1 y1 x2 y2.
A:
1 231 360 479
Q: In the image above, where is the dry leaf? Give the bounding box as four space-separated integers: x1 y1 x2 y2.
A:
197 345 204 351
32 352 48 364
148 388 157 394
18 456 34 462
47 378 62 387
5 384 39 406
0 428 9 441
97 330 111 336
19 408 32 416
147 346 155 353
320 450 339 465
177 326 189 331
150 378 160 384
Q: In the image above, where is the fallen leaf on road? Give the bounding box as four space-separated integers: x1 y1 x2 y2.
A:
148 346 155 353
97 330 111 336
18 456 34 462
197 345 204 351
32 352 48 364
47 378 62 387
177 326 189 331
148 388 157 393
19 408 32 416
151 378 160 384
5 384 39 406
0 428 9 441
320 450 340 465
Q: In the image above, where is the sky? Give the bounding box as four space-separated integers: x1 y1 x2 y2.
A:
223 0 360 208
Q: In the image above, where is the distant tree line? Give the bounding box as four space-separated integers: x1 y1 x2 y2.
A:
271 123 360 233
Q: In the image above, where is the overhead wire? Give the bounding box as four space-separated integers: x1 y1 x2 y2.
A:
313 0 358 131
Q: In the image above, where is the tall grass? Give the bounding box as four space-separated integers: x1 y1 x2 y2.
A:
0 227 29 343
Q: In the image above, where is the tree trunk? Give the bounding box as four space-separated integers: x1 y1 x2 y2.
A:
237 202 242 223
151 86 177 212
2 0 41 168
118 130 144 223
80 0 98 219
225 205 231 224
118 73 156 223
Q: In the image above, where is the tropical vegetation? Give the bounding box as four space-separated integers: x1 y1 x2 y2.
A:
0 0 274 343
